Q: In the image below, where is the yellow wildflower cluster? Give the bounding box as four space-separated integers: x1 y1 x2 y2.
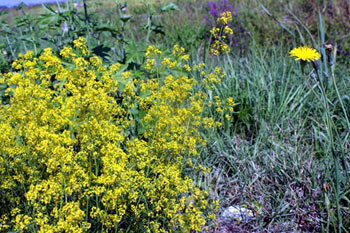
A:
73 37 89 56
193 62 205 71
145 45 162 70
202 65 226 89
161 57 177 69
145 45 162 57
173 44 185 57
0 39 219 232
210 11 234 55
217 11 233 25
210 95 235 121
60 46 76 58
151 44 191 72
224 97 235 120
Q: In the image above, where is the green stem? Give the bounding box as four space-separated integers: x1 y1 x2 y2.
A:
5 35 15 58
82 0 91 49
333 150 342 233
301 73 322 104
312 62 342 232
146 15 152 43
301 59 343 231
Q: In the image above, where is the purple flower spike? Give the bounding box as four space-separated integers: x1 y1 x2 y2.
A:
229 3 233 13
210 8 216 17
212 1 217 9
204 15 209 24
210 1 217 17
220 0 227 12
208 1 211 9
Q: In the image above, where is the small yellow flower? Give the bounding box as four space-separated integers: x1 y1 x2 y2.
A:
183 64 191 71
182 54 189 61
217 11 232 25
223 26 233 35
289 46 321 62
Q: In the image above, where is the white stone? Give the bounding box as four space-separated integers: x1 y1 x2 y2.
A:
221 205 254 223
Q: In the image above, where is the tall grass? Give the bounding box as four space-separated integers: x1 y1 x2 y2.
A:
194 40 350 231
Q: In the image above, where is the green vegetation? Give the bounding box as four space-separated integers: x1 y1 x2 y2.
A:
0 0 349 232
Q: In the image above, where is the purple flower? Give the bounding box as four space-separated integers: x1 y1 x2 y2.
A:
220 0 227 11
228 3 233 13
73 3 83 10
204 15 209 25
210 1 217 18
121 7 127 12
206 0 236 28
61 22 68 33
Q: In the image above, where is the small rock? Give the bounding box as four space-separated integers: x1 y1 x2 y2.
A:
221 206 254 223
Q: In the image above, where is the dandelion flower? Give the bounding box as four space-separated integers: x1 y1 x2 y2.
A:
289 46 321 62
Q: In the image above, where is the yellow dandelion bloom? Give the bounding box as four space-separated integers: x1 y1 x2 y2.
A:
289 46 321 62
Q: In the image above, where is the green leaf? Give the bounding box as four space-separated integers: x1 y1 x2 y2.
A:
161 3 179 12
37 13 59 25
94 26 119 35
120 14 132 23
258 1 295 38
92 44 111 59
0 11 8 17
18 36 34 43
125 41 148 65
42 3 58 15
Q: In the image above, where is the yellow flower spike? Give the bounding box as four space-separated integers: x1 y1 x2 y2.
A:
289 46 321 62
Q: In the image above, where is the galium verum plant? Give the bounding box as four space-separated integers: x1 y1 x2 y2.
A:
210 11 234 55
0 37 219 232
